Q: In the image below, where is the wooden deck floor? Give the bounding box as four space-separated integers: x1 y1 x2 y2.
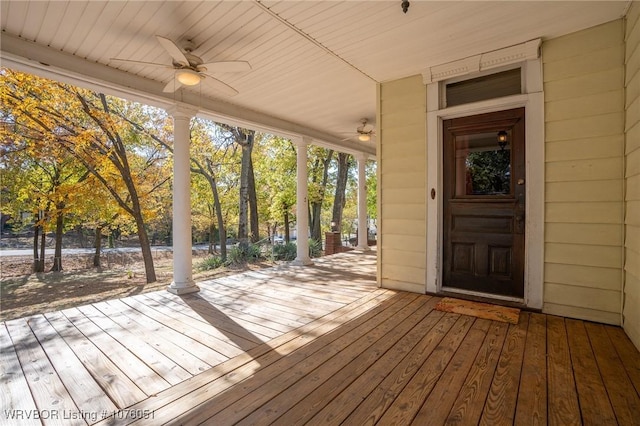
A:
2 250 640 425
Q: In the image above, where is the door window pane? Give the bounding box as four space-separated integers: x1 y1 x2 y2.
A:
454 131 511 196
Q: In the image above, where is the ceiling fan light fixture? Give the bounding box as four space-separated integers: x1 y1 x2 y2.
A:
176 69 201 86
358 133 371 142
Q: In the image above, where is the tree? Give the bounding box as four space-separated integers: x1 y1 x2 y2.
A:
1 108 89 272
256 137 297 242
1 69 166 283
189 119 238 260
308 147 334 241
366 160 377 224
222 126 259 245
331 152 352 233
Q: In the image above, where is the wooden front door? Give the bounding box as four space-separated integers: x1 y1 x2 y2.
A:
443 108 525 298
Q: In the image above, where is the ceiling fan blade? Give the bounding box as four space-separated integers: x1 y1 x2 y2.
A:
156 35 189 66
162 78 182 93
200 61 251 73
110 58 173 68
201 74 239 96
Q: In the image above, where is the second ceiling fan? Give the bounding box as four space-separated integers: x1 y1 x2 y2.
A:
342 118 375 142
111 35 251 96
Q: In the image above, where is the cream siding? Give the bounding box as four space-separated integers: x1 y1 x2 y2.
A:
542 20 626 324
376 11 640 349
378 75 427 294
624 2 640 349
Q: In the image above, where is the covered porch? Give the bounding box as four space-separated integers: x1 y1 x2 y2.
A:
2 250 639 425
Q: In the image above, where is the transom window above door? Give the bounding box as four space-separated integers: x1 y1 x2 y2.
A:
445 68 522 108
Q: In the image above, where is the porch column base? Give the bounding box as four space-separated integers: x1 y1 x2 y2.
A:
167 282 200 295
291 258 313 266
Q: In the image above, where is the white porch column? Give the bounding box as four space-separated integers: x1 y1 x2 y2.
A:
356 153 370 251
167 105 199 295
292 137 312 265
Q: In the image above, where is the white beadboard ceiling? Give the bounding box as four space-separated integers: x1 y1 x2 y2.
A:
0 1 630 156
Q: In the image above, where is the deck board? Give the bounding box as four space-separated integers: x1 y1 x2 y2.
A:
173 293 420 426
413 318 492 425
547 315 582 426
585 322 640 425
61 307 170 397
0 323 42 426
2 251 640 426
91 300 211 376
243 297 440 426
341 312 458 425
444 319 508 425
26 315 118 414
606 325 640 395
376 315 475 425
118 289 393 425
272 298 442 425
5 318 86 426
566 318 617 425
514 312 548 425
479 314 528 425
44 310 147 409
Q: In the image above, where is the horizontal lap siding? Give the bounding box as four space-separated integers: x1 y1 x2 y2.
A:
625 2 640 350
542 20 625 325
378 76 427 294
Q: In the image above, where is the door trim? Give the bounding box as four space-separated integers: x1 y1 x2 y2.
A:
425 59 544 309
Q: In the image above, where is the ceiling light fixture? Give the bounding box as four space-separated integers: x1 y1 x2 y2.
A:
358 134 371 142
176 69 201 86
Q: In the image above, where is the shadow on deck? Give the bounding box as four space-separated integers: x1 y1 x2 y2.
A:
2 250 639 425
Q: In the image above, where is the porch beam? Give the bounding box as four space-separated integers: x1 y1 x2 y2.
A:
0 34 374 157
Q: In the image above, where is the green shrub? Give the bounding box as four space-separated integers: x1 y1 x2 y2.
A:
227 242 263 265
272 242 297 261
197 255 225 271
309 238 322 258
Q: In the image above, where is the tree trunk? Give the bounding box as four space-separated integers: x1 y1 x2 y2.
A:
39 218 46 273
248 156 259 243
77 225 86 248
32 212 43 273
208 219 215 254
50 205 64 272
93 226 102 267
310 202 322 242
134 211 156 283
198 160 227 261
237 133 254 247
331 153 351 233
284 209 290 243
310 150 333 241
210 172 227 261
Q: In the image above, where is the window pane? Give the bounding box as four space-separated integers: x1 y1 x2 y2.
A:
454 131 511 196
446 68 521 107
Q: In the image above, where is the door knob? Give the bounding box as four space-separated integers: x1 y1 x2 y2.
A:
517 179 525 185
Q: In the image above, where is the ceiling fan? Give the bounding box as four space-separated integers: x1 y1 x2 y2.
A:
110 35 251 96
342 118 375 142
